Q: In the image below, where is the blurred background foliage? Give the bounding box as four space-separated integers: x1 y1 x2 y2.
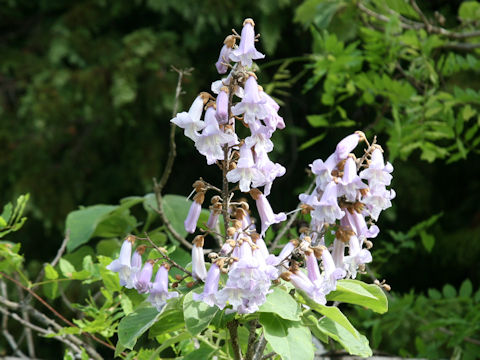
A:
1 0 479 358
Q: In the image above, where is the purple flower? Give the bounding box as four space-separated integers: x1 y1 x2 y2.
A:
126 247 145 289
170 93 208 141
215 87 229 124
254 151 286 196
344 211 379 241
193 262 221 306
320 246 345 293
359 148 393 186
338 157 367 202
311 182 345 225
226 144 265 192
311 154 337 191
363 185 395 221
250 189 286 236
344 235 372 279
332 238 346 268
231 75 268 126
288 270 326 305
305 251 322 286
192 236 207 281
335 132 361 160
229 18 265 67
195 107 236 165
215 35 236 74
147 264 179 311
184 196 203 234
106 236 133 287
135 260 154 293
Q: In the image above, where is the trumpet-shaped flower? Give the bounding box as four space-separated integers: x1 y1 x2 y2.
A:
226 144 265 192
147 264 179 311
170 94 207 141
229 19 265 67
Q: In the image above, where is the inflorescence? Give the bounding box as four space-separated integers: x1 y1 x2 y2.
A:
107 18 395 314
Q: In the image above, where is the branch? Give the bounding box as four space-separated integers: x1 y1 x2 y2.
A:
1 281 27 358
144 233 194 277
153 177 193 250
227 319 243 360
157 66 193 193
358 2 480 40
262 352 276 360
0 271 117 355
269 179 315 250
252 333 267 360
245 320 258 360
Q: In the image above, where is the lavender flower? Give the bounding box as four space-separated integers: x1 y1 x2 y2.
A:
135 260 154 293
106 236 134 287
338 157 367 202
215 35 236 74
215 87 229 124
231 75 268 126
193 261 221 306
229 18 265 67
170 93 209 141
249 188 286 236
311 182 345 225
184 192 204 234
147 264 179 311
226 144 265 192
192 236 207 281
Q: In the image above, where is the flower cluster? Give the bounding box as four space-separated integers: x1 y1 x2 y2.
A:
106 235 179 311
106 18 395 316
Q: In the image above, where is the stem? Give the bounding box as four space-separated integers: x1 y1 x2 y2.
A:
157 66 193 193
221 143 231 237
245 320 258 360
227 319 243 360
252 333 267 360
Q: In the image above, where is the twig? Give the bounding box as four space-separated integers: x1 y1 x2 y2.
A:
245 320 258 360
0 271 118 355
1 281 27 358
227 319 243 360
144 233 194 277
358 2 480 40
15 275 35 358
157 66 193 193
252 333 267 360
409 0 432 32
269 179 315 250
262 352 276 360
153 177 193 250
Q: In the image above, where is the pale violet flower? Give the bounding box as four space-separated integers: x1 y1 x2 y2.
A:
319 246 346 293
195 107 236 165
215 35 236 74
106 237 133 287
215 87 229 124
344 235 372 279
231 75 268 126
135 260 154 294
311 154 337 191
335 132 361 160
338 157 367 202
254 151 286 196
250 189 286 236
226 144 265 192
193 262 221 307
184 199 202 234
363 185 395 221
311 182 345 225
229 18 265 67
170 93 208 141
147 264 179 311
192 236 207 281
359 148 393 186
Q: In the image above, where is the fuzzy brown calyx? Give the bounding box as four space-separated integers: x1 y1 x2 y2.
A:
193 235 205 247
161 263 171 271
136 245 147 255
211 195 222 204
126 234 136 244
243 18 255 27
227 227 237 237
249 188 262 200
199 92 212 104
220 86 230 93
205 100 216 110
300 203 314 215
247 71 258 80
224 35 236 48
193 192 205 205
280 271 292 282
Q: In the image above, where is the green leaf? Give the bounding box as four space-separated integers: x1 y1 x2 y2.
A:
459 279 473 298
306 114 329 127
420 230 435 252
442 284 457 299
66 205 118 252
259 313 314 360
298 291 359 337
183 290 218 336
43 264 59 300
302 312 329 343
299 133 327 151
259 287 301 321
117 306 160 349
459 1 480 21
183 343 216 360
149 332 190 359
428 288 442 300
316 316 372 357
326 279 388 314
149 297 185 336
59 258 76 278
